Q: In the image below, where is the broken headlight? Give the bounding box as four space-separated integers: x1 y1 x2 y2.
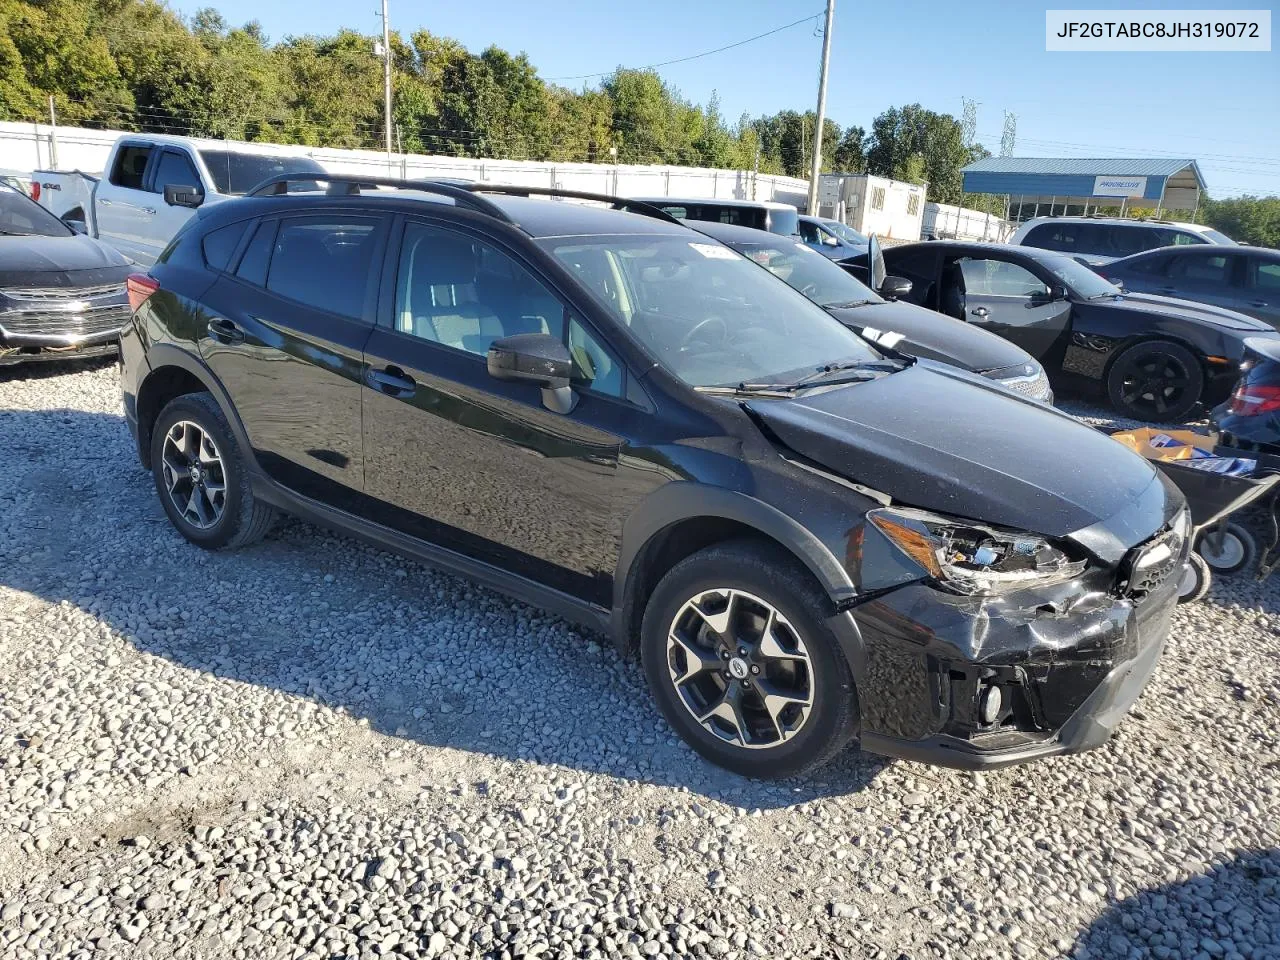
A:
868 507 1087 596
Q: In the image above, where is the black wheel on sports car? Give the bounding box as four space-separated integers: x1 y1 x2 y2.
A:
150 392 275 550
640 540 859 779
1106 340 1204 422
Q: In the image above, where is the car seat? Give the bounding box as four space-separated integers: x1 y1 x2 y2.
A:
400 240 502 352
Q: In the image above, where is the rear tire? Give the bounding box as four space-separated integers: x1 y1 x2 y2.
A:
1106 340 1204 422
1177 552 1212 604
150 392 275 550
639 540 858 779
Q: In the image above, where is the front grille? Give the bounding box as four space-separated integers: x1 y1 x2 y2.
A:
2 283 125 301
996 367 1052 401
0 303 131 340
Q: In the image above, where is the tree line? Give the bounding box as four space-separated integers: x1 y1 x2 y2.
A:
0 0 996 205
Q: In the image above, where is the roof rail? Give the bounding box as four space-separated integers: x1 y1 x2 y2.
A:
458 184 683 225
245 174 516 223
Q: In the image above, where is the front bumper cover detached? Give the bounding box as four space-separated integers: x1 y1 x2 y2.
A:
843 566 1179 770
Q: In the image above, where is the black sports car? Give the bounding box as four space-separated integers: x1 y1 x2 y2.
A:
691 221 1052 403
0 182 131 366
854 240 1280 421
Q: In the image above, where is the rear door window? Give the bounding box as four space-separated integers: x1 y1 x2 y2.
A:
266 217 381 321
109 145 153 191
235 220 277 287
1169 252 1233 285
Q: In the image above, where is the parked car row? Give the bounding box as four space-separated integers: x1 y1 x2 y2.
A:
106 174 1194 779
849 239 1280 421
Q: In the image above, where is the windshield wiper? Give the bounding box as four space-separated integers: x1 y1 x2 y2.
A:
826 299 878 309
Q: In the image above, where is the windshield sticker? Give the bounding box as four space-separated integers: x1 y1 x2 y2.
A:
689 242 739 260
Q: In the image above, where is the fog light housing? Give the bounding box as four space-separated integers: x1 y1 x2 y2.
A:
978 684 1003 725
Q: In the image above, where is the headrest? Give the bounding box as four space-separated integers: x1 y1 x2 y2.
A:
417 240 477 286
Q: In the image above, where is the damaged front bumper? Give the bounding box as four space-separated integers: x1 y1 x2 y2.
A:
844 566 1179 769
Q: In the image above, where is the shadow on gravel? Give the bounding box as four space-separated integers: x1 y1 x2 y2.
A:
1071 848 1280 959
1 407 888 808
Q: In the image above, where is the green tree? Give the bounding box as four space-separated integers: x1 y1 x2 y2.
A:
865 104 972 203
831 125 865 173
1201 195 1280 248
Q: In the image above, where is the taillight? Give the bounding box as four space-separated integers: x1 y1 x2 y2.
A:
1228 383 1280 416
29 181 40 202
126 273 160 313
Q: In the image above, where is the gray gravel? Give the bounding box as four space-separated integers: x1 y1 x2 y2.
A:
1 361 1278 960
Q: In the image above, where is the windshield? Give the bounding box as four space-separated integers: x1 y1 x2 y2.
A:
731 239 881 308
1041 252 1122 299
0 184 72 237
824 220 867 246
198 151 326 195
544 235 881 388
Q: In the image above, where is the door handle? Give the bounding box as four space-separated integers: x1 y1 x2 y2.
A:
367 365 417 397
970 307 989 318
99 198 113 206
1251 300 1269 308
208 318 245 344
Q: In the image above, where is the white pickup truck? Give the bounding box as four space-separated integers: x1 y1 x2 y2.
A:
33 134 326 265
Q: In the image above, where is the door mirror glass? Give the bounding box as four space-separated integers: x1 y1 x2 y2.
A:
867 235 886 291
164 184 204 208
879 275 912 300
487 332 577 414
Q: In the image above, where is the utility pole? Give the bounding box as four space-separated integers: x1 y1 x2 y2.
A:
48 96 60 170
806 0 835 214
378 0 393 161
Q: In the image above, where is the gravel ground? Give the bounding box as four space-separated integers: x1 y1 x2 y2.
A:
1 360 1278 960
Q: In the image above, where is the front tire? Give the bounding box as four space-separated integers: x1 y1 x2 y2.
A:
640 540 858 778
150 392 275 550
1106 340 1204 422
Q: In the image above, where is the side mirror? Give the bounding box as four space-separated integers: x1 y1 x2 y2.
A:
1050 284 1069 301
63 217 87 235
487 333 577 414
163 184 204 208
880 275 913 301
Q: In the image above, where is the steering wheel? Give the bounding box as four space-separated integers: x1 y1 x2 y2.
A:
679 316 728 350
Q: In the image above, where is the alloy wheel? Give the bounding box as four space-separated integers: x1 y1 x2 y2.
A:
1117 349 1193 417
666 588 813 749
160 420 227 530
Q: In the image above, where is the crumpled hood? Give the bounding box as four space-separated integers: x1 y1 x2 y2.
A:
829 300 1033 373
1115 291 1273 332
747 363 1165 541
0 234 130 287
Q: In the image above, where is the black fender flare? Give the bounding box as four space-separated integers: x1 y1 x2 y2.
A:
610 481 865 655
136 343 260 474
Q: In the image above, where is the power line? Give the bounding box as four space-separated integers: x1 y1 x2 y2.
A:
544 12 822 81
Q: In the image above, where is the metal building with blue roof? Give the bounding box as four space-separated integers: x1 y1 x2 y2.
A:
961 158 1206 220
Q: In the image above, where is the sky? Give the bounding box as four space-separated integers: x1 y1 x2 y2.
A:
169 0 1280 198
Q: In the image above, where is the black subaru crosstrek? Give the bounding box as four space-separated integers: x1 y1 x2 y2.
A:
120 177 1189 778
